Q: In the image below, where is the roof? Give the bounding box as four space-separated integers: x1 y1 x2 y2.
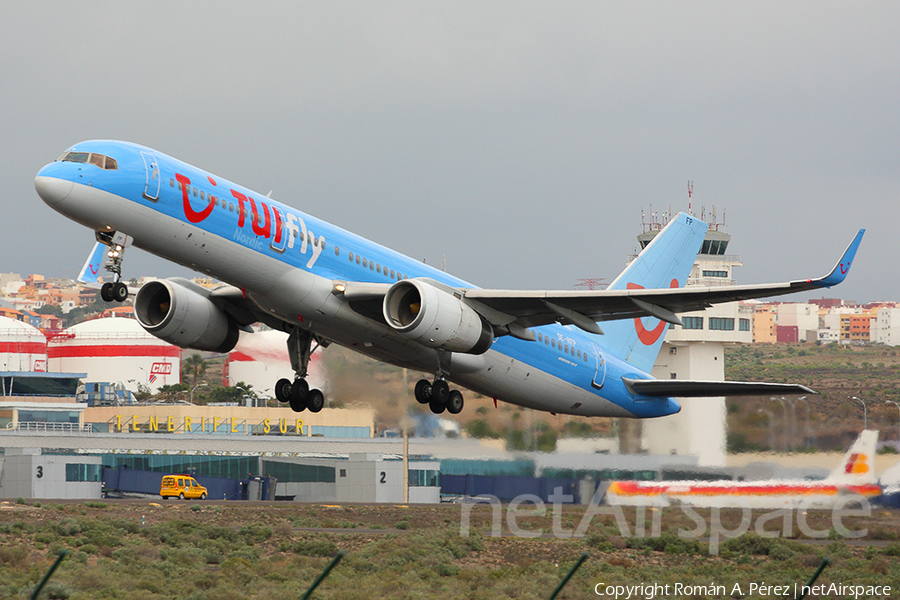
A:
67 316 155 336
0 315 44 336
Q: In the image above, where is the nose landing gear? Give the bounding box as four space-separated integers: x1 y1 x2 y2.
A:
97 231 131 303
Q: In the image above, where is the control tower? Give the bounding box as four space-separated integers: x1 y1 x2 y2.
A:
622 201 752 466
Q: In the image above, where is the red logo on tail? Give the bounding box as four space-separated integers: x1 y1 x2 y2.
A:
628 279 679 346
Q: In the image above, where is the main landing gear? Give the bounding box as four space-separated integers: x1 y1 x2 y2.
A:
414 378 464 415
274 327 327 413
97 231 130 303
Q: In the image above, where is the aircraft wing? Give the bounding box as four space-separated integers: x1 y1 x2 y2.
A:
622 378 815 397
462 229 864 335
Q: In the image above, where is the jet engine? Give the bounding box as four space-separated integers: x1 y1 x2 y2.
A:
383 279 493 354
134 279 239 353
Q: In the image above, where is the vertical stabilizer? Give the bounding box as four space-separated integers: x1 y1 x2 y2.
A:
600 212 708 373
77 242 106 284
828 429 878 485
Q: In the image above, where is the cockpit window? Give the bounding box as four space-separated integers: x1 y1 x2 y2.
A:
58 151 118 170
58 151 89 163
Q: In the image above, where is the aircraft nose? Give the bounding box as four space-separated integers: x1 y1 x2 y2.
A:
35 164 74 206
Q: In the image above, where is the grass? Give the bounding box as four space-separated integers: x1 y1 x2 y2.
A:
0 500 897 599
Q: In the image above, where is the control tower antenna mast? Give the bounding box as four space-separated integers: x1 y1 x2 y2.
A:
688 181 693 216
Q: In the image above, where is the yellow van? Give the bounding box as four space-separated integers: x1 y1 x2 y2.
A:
160 475 208 500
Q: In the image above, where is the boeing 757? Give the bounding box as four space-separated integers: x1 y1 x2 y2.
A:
35 141 864 418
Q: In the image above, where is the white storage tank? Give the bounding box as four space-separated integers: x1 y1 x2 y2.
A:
47 314 180 393
0 316 47 372
225 329 325 399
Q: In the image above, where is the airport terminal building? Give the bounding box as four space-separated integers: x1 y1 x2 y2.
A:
0 372 441 502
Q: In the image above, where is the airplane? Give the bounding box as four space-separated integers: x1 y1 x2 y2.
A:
35 141 864 419
605 430 882 509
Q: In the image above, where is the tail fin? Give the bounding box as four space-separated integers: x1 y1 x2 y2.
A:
77 242 106 285
601 213 708 372
828 429 878 485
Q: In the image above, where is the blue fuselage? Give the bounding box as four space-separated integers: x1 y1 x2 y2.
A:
36 140 680 418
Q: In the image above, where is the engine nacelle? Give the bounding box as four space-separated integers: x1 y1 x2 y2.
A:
134 279 239 353
383 279 493 354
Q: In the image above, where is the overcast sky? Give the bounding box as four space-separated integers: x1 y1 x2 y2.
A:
2 3 897 302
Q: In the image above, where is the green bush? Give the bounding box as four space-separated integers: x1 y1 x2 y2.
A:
0 546 27 565
54 518 82 536
293 539 338 557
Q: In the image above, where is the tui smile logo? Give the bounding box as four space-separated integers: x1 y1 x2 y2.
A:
628 279 679 346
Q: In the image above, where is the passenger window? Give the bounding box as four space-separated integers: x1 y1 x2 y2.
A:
349 252 354 261
564 344 569 353
335 247 340 256
356 256 361 265
170 179 175 187
362 259 368 268
551 340 556 349
545 337 549 345
369 262 374 271
390 270 395 278
229 203 234 212
200 191 205 200
376 265 381 274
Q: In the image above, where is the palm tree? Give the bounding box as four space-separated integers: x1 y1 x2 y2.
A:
182 354 207 387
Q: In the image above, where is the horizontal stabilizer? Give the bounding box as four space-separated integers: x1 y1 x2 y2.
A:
623 378 815 397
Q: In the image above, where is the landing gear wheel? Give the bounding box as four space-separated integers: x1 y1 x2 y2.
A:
112 281 128 302
100 282 114 303
414 379 432 404
289 395 306 413
291 378 310 402
446 390 464 415
275 378 293 403
306 389 325 413
429 398 446 414
431 380 450 405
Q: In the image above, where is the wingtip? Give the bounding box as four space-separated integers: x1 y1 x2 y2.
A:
812 228 865 288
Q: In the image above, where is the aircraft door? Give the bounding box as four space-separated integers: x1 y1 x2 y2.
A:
590 343 606 390
140 151 160 201
269 207 287 254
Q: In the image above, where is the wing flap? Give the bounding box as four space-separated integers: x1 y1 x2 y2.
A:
623 378 815 398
